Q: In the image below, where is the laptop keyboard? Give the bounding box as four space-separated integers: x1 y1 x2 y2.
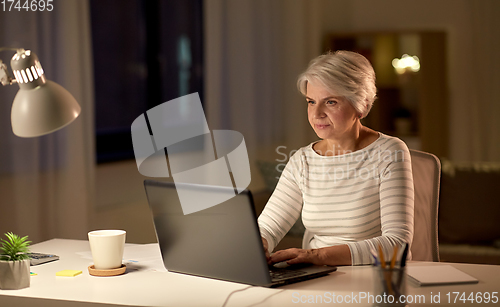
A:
269 268 308 281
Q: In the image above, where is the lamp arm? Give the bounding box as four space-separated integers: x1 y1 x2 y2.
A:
0 60 17 86
0 48 23 86
0 47 21 52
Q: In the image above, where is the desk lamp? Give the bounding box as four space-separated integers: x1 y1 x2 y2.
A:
0 48 81 137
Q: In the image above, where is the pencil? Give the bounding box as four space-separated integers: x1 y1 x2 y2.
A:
390 245 399 269
378 244 393 295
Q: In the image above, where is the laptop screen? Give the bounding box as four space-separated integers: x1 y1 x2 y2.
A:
144 180 271 286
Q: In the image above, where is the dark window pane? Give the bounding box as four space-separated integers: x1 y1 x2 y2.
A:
90 0 203 163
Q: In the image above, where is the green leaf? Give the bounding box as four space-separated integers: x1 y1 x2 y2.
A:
0 232 31 261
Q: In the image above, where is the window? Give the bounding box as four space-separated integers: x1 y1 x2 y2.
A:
90 0 203 163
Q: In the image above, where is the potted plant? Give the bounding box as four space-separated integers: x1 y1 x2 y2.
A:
0 232 31 290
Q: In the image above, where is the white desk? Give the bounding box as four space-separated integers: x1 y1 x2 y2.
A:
0 239 499 306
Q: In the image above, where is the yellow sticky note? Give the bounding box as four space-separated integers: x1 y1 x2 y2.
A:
56 270 82 277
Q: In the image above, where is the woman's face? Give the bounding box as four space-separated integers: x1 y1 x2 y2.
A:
306 81 359 140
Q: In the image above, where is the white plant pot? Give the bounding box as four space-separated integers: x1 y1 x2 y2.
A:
0 259 30 290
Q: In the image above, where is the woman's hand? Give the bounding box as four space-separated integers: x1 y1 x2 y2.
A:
269 245 352 266
269 248 322 265
261 238 271 263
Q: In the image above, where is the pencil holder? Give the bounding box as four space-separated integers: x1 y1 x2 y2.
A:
373 265 407 306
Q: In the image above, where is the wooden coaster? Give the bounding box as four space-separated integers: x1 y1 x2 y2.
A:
88 264 126 277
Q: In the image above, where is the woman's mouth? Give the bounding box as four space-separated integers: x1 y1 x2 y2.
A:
315 124 330 129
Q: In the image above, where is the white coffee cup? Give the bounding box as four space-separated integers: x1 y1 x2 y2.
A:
88 230 126 270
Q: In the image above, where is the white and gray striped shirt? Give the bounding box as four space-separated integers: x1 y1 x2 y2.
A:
258 133 414 265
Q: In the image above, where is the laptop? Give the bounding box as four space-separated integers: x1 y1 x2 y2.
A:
144 180 337 287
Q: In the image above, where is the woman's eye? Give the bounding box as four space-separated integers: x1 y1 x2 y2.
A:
326 100 337 105
307 100 315 105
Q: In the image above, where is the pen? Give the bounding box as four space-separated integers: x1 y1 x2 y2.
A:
390 245 400 298
400 243 409 268
396 243 409 292
370 247 379 266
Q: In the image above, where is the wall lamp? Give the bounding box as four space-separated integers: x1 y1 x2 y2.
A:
392 54 421 75
0 48 81 137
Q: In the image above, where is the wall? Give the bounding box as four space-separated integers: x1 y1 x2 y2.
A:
204 0 500 164
317 0 500 161
355 0 500 161
94 0 500 242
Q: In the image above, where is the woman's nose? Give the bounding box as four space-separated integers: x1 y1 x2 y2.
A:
313 105 326 118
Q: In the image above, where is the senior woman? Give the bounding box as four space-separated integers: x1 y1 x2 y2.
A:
258 50 414 266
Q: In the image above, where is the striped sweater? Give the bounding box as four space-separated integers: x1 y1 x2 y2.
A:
258 133 414 265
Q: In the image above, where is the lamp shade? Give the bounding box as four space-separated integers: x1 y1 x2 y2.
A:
11 80 81 137
9 49 81 137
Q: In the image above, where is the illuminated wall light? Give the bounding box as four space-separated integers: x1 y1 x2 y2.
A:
392 54 420 74
20 70 28 83
26 68 33 82
31 66 38 79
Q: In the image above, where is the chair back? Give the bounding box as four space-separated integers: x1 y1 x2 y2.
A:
409 149 441 262
302 149 441 262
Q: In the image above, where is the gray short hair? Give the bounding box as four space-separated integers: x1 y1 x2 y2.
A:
297 51 377 119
